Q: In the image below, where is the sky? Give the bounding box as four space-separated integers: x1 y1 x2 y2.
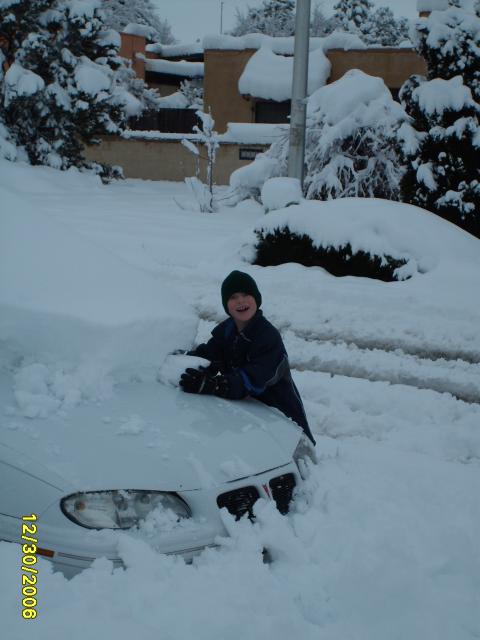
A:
152 0 420 44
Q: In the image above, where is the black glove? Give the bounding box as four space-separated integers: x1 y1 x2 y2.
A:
179 367 229 398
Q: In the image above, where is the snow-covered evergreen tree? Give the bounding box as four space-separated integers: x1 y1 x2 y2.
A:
333 0 374 35
365 7 409 46
399 7 480 237
230 0 296 37
0 0 159 175
231 70 407 202
101 0 175 43
310 3 338 36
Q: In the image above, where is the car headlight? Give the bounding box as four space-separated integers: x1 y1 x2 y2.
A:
61 490 191 530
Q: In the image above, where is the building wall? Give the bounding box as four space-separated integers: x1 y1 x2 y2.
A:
119 33 146 80
84 137 268 184
204 49 257 133
203 47 427 129
327 48 427 88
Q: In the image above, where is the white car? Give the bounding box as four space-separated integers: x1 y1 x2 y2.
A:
0 371 310 578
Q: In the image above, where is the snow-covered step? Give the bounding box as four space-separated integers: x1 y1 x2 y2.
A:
284 331 480 404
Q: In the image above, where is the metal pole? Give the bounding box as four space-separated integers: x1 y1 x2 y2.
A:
220 1 224 34
287 0 311 187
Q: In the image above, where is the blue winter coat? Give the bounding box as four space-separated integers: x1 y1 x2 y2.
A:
191 310 315 445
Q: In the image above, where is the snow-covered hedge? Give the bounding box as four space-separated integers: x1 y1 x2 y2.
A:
247 197 465 281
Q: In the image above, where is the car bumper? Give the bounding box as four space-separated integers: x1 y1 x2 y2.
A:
1 462 300 578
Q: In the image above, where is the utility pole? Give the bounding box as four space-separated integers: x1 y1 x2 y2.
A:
287 0 311 188
220 1 224 34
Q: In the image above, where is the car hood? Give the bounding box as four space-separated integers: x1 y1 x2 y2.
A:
0 374 302 493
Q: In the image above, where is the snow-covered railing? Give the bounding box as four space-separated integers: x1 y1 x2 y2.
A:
122 122 288 144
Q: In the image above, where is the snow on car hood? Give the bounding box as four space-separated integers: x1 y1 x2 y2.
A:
0 374 302 493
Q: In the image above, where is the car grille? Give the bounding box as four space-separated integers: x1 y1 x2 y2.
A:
217 486 260 521
269 473 296 515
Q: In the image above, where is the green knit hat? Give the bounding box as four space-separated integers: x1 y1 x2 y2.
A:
221 270 262 314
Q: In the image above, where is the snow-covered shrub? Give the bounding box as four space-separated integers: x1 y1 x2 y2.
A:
250 199 431 281
261 177 302 212
179 79 204 109
399 6 480 237
0 0 158 175
254 227 409 281
230 154 283 202
231 70 407 202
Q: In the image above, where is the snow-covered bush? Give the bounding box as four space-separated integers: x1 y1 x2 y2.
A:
0 0 159 176
252 200 420 282
102 0 176 44
255 228 409 281
399 6 480 237
179 79 204 109
231 70 407 202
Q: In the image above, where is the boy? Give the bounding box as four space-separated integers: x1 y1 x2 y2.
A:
179 270 315 445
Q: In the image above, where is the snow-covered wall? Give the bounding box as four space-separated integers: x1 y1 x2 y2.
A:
203 32 364 54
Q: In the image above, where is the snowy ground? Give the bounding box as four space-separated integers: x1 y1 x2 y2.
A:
1 161 479 639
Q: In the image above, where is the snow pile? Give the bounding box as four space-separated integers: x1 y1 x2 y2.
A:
239 46 330 101
157 354 210 387
145 58 204 78
1 444 479 639
0 161 197 417
248 197 480 280
261 177 302 212
0 159 479 639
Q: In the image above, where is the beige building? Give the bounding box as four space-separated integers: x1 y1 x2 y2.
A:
87 31 427 183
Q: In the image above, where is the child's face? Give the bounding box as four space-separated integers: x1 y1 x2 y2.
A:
227 292 257 326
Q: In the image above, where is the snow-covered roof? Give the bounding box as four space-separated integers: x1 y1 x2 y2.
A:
146 42 204 57
145 59 204 78
203 31 365 54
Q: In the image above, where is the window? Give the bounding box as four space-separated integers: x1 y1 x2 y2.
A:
255 100 291 124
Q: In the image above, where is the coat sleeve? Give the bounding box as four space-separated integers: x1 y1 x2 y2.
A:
224 330 289 400
189 335 223 363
